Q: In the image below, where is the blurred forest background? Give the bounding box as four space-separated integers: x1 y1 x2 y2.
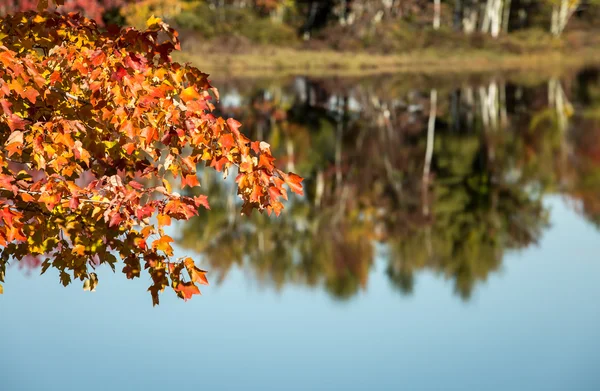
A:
2 1 599 73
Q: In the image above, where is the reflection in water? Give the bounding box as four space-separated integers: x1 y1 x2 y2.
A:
178 68 600 301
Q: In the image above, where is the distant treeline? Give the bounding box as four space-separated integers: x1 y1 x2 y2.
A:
2 1 599 39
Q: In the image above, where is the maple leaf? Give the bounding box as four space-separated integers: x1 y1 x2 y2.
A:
181 174 199 189
152 235 174 256
109 212 123 227
279 171 304 196
157 214 171 227
227 118 242 136
210 156 229 172
180 86 201 103
22 87 39 104
194 195 210 210
174 281 201 301
184 258 209 286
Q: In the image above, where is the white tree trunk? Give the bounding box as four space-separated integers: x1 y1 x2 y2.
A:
423 89 437 217
479 81 499 132
433 0 441 29
551 0 580 36
482 0 504 38
463 9 478 34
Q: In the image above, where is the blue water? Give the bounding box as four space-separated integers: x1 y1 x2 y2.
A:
1 196 599 391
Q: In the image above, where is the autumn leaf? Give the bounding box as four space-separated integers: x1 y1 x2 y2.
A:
184 258 209 286
194 195 210 209
174 281 201 301
157 214 171 227
152 235 174 256
280 171 304 196
146 15 163 27
180 86 201 103
181 174 199 189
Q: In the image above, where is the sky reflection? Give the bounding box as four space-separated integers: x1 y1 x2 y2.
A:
1 197 599 391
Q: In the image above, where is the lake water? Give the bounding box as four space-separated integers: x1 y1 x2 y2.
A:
2 67 600 390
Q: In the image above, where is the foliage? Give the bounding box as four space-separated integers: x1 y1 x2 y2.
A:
173 2 298 46
0 0 132 25
120 0 193 30
0 8 302 304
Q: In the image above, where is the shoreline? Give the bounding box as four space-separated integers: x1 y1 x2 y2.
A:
174 47 600 78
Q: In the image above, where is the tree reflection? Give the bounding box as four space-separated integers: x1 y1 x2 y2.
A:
178 69 600 301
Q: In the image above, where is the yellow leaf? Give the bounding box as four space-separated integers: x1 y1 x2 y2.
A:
146 15 163 27
152 235 174 256
162 178 172 193
180 87 200 103
33 15 47 23
0 284 3 294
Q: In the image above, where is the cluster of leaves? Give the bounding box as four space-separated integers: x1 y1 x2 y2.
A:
0 6 302 304
0 0 131 25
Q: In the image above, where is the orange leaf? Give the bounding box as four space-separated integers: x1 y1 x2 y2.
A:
123 143 136 155
22 87 39 104
184 258 209 286
181 174 199 189
193 195 210 209
258 154 275 171
19 192 35 202
220 134 235 150
157 214 171 227
152 235 174 256
281 172 304 196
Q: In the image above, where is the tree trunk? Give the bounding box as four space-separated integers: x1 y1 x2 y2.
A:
502 0 511 33
423 89 437 217
551 0 580 36
433 0 441 29
482 0 504 37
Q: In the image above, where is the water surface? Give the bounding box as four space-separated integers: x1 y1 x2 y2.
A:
2 67 600 390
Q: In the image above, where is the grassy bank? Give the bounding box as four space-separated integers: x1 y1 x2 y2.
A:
174 46 600 77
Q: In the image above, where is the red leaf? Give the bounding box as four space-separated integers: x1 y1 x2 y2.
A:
7 115 28 131
174 282 201 301
109 212 123 227
112 67 128 82
129 180 144 190
69 196 80 210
